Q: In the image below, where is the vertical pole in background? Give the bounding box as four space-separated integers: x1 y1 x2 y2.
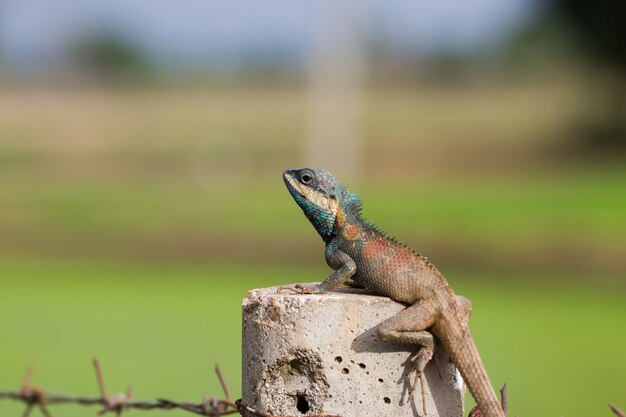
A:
305 0 366 180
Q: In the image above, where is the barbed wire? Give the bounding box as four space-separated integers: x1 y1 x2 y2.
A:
0 359 340 417
3 359 620 417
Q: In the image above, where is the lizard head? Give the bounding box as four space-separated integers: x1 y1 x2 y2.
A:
283 168 360 240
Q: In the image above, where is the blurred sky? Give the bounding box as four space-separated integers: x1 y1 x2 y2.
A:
0 0 540 71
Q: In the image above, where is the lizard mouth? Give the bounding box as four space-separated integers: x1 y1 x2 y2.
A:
283 171 306 198
283 171 337 213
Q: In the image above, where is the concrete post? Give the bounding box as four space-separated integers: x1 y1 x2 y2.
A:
242 285 465 417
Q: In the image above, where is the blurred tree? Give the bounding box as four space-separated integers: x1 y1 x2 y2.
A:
556 0 625 71
552 0 626 154
71 32 152 83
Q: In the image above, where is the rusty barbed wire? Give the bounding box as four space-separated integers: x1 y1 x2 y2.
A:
3 360 620 417
0 359 341 417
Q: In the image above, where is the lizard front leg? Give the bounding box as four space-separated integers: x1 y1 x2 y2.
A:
278 240 356 294
314 241 356 292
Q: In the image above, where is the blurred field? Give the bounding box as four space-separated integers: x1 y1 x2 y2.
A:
1 83 625 417
1 84 625 273
1 258 625 417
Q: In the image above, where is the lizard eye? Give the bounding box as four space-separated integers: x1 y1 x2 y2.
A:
300 171 313 184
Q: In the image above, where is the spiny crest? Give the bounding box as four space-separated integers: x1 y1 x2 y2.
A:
344 192 363 216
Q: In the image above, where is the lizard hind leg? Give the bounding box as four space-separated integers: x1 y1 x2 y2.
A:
377 299 439 415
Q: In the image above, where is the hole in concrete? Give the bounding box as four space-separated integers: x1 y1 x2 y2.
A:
289 359 301 370
378 378 384 383
383 397 391 404
358 363 366 369
296 394 310 414
334 356 342 363
342 368 349 374
261 349 329 411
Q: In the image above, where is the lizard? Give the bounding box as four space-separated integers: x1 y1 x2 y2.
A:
280 168 505 417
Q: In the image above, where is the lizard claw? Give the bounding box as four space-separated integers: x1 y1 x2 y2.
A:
277 284 313 294
405 370 427 414
295 284 313 294
402 347 433 416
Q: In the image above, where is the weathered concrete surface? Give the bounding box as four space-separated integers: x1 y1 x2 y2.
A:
242 284 464 417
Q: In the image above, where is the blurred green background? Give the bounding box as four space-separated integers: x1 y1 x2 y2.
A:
1 1 625 416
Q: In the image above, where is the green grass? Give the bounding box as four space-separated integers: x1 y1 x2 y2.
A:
2 166 625 265
2 166 626 241
0 259 304 417
452 273 626 416
1 259 625 417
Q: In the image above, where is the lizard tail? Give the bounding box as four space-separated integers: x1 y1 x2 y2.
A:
437 320 505 417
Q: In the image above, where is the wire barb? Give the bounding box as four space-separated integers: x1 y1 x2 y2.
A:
17 365 52 417
215 363 232 403
610 403 626 417
499 384 507 416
